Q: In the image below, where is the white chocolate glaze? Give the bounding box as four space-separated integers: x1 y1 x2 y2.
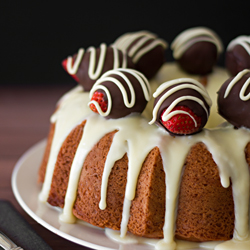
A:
224 69 250 100
39 86 89 203
88 68 151 117
227 36 250 56
39 63 250 250
66 43 128 80
113 31 168 63
171 27 224 59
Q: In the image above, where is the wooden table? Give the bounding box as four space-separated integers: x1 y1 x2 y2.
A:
0 84 93 249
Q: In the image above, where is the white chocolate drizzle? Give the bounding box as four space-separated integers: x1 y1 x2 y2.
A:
224 69 250 100
171 27 224 59
149 78 212 126
65 43 128 80
113 31 168 63
227 35 250 56
39 64 250 250
39 86 90 203
88 68 151 117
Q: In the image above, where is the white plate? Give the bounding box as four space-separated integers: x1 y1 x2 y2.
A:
11 140 202 250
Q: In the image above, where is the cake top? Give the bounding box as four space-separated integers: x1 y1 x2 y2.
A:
60 27 250 134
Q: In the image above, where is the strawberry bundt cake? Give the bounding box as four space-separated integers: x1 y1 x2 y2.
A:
38 28 250 250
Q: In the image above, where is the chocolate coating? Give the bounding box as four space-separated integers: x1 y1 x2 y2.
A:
177 41 218 75
226 44 250 76
153 82 210 134
113 31 167 79
128 38 166 79
63 45 135 91
217 72 250 129
90 69 150 119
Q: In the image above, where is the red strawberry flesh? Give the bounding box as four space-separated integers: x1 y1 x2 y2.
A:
89 91 108 113
61 59 79 82
161 106 202 135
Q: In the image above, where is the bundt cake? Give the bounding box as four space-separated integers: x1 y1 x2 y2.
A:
38 28 250 250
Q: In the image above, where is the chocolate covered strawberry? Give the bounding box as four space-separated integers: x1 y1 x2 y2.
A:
113 30 168 79
149 78 212 136
62 44 135 91
88 68 151 119
171 27 223 75
217 69 250 129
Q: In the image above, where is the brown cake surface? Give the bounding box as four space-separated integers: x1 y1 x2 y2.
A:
38 123 55 183
47 121 86 207
175 142 235 241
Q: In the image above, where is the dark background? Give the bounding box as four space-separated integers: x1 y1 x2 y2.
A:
1 1 250 86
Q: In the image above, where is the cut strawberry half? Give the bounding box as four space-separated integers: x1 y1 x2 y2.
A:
161 106 202 135
61 59 79 82
89 91 108 114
